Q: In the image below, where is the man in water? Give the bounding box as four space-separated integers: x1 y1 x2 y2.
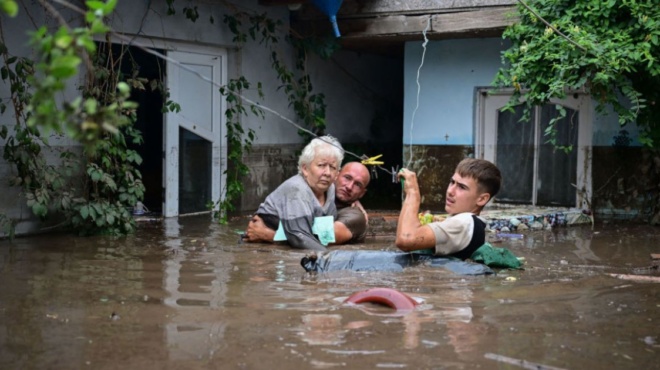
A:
243 161 371 244
396 158 502 260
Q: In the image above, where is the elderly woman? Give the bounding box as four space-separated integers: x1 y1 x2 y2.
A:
247 135 344 251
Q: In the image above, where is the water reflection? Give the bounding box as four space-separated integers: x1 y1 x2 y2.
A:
298 314 346 345
290 268 482 358
161 217 233 361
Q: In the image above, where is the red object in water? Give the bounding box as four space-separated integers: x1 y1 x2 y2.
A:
344 287 418 311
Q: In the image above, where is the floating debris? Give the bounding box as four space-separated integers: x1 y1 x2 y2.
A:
608 274 660 283
496 233 524 239
485 352 567 370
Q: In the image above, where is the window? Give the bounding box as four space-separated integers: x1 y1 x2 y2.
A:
476 90 592 208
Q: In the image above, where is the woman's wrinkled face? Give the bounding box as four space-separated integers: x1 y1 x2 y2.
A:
302 154 339 197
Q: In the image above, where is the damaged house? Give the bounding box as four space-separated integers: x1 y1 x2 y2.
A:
0 0 654 237
291 0 653 222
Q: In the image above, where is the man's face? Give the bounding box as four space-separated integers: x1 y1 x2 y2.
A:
335 164 369 205
444 172 490 215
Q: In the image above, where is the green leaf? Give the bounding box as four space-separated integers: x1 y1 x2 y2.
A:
50 55 81 79
117 81 130 94
80 205 90 220
84 98 98 114
0 0 18 17
54 34 73 49
103 0 117 15
89 19 109 34
32 203 48 217
85 0 105 11
91 170 102 182
92 203 103 217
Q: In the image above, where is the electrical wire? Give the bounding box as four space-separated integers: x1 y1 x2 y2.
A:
405 16 431 170
44 0 589 179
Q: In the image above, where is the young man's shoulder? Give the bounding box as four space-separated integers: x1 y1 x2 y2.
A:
429 212 486 235
444 212 478 223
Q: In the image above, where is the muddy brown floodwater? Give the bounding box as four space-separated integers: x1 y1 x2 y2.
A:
1 215 659 369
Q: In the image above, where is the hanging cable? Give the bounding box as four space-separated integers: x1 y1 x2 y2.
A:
53 0 589 181
406 16 431 170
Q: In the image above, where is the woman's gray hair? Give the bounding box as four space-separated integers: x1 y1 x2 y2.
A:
298 135 344 174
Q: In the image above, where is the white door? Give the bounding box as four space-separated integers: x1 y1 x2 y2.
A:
476 91 592 208
164 50 226 217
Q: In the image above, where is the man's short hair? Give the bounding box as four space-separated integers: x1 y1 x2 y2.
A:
455 158 501 197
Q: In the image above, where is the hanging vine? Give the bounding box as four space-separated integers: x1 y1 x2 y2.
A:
0 0 147 236
200 5 339 222
0 0 341 232
494 0 660 146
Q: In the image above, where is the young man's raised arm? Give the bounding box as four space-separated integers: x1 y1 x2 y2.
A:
395 169 436 252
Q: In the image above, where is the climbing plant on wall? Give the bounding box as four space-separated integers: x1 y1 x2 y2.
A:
211 8 338 222
0 0 147 236
494 0 660 146
0 0 341 232
164 1 340 222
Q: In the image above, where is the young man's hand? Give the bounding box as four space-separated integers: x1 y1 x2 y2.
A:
398 168 420 195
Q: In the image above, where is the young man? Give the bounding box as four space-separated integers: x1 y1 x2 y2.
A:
395 158 501 260
244 161 371 245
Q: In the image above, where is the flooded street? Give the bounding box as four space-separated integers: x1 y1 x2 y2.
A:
1 215 658 369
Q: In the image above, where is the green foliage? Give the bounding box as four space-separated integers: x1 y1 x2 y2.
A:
0 1 144 236
165 0 200 22
163 2 341 221
66 43 146 236
26 0 126 153
210 10 338 220
0 0 17 17
495 0 660 146
220 10 338 139
210 77 263 223
0 42 78 236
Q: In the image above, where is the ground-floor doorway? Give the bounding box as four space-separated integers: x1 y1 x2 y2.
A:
102 41 227 217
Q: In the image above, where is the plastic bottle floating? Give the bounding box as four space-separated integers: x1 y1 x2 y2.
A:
343 287 418 311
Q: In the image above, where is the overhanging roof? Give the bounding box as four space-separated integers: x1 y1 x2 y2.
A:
260 0 518 56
